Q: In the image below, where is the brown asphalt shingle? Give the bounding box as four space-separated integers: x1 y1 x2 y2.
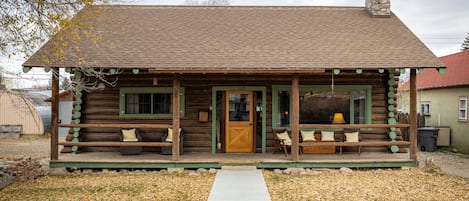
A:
23 5 444 71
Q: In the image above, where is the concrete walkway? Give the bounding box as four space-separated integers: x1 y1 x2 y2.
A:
208 167 271 201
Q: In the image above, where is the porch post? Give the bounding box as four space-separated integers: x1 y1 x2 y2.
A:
409 69 418 161
291 74 300 161
51 68 59 160
172 77 181 161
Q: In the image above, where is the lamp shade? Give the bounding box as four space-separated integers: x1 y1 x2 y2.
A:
332 113 346 124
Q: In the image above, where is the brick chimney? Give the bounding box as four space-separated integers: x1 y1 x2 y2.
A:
366 0 391 17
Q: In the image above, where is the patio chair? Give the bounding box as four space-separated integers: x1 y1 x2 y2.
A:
161 128 184 155
272 129 292 157
119 128 143 155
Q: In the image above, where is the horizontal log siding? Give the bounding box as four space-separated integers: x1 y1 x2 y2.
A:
75 71 392 153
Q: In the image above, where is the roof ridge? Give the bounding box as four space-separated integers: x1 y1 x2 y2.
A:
91 4 364 9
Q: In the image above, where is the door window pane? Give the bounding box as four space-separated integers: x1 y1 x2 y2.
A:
229 94 250 121
277 91 290 127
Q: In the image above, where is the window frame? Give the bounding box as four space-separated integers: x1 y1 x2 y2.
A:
459 97 467 121
119 87 185 118
420 101 431 116
272 85 372 129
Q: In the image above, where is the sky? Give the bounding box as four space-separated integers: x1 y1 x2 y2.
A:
1 0 468 89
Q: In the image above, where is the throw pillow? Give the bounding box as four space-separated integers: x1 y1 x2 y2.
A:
321 131 335 141
166 128 173 142
276 131 292 146
166 128 182 142
122 129 137 141
301 130 316 141
345 132 359 142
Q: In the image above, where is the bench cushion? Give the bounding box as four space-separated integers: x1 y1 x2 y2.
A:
345 132 359 142
321 131 335 141
301 130 316 141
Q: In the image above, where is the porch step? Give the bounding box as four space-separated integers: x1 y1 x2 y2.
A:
219 160 259 165
221 165 257 170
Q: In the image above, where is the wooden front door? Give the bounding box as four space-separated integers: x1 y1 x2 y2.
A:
225 91 254 153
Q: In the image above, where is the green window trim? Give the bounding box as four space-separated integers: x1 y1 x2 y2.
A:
119 87 185 118
272 85 372 129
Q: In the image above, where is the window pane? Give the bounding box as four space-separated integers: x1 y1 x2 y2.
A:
125 93 151 114
153 93 172 114
277 91 290 127
228 93 250 121
300 91 350 124
353 91 367 124
460 99 467 109
460 110 466 119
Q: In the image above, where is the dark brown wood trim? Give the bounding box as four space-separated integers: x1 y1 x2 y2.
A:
291 74 300 161
299 124 411 129
172 77 181 161
59 141 171 147
300 141 411 147
51 68 59 160
59 123 172 129
410 69 418 160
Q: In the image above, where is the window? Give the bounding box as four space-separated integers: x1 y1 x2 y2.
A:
420 101 431 116
459 97 467 121
272 85 372 128
119 87 185 118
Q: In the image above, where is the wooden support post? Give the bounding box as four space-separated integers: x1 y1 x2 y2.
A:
409 69 418 161
291 74 300 161
51 68 59 160
172 77 180 161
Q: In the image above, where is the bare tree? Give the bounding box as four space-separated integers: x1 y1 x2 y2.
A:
0 0 122 92
462 33 469 51
185 0 230 5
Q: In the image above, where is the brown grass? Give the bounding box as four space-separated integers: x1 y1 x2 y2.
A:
264 167 469 201
0 171 215 201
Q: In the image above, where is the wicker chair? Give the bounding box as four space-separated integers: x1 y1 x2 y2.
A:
161 128 184 155
119 129 143 155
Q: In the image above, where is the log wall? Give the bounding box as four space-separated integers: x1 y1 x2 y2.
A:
75 71 395 153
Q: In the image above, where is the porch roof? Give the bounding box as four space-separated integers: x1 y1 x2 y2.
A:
23 5 444 71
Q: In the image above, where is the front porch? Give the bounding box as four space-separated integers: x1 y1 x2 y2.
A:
50 151 416 169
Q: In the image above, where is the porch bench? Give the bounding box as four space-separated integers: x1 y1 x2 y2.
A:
58 141 172 147
300 140 411 156
58 123 179 154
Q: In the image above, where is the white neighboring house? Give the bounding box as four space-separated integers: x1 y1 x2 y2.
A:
399 51 469 151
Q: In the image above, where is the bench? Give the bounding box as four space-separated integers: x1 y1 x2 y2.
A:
300 141 411 155
298 124 411 155
58 124 177 151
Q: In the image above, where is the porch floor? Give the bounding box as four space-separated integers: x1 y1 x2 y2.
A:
50 151 416 169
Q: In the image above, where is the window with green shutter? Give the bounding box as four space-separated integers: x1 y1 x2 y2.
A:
119 87 185 118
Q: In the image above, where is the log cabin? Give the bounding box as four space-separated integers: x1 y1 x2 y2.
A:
22 0 445 169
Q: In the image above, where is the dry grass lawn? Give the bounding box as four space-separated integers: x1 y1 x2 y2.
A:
0 172 215 201
264 166 469 201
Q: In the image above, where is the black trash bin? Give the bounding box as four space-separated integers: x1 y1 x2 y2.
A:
418 127 439 152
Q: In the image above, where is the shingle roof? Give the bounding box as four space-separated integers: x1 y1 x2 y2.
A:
399 51 469 91
23 5 444 72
